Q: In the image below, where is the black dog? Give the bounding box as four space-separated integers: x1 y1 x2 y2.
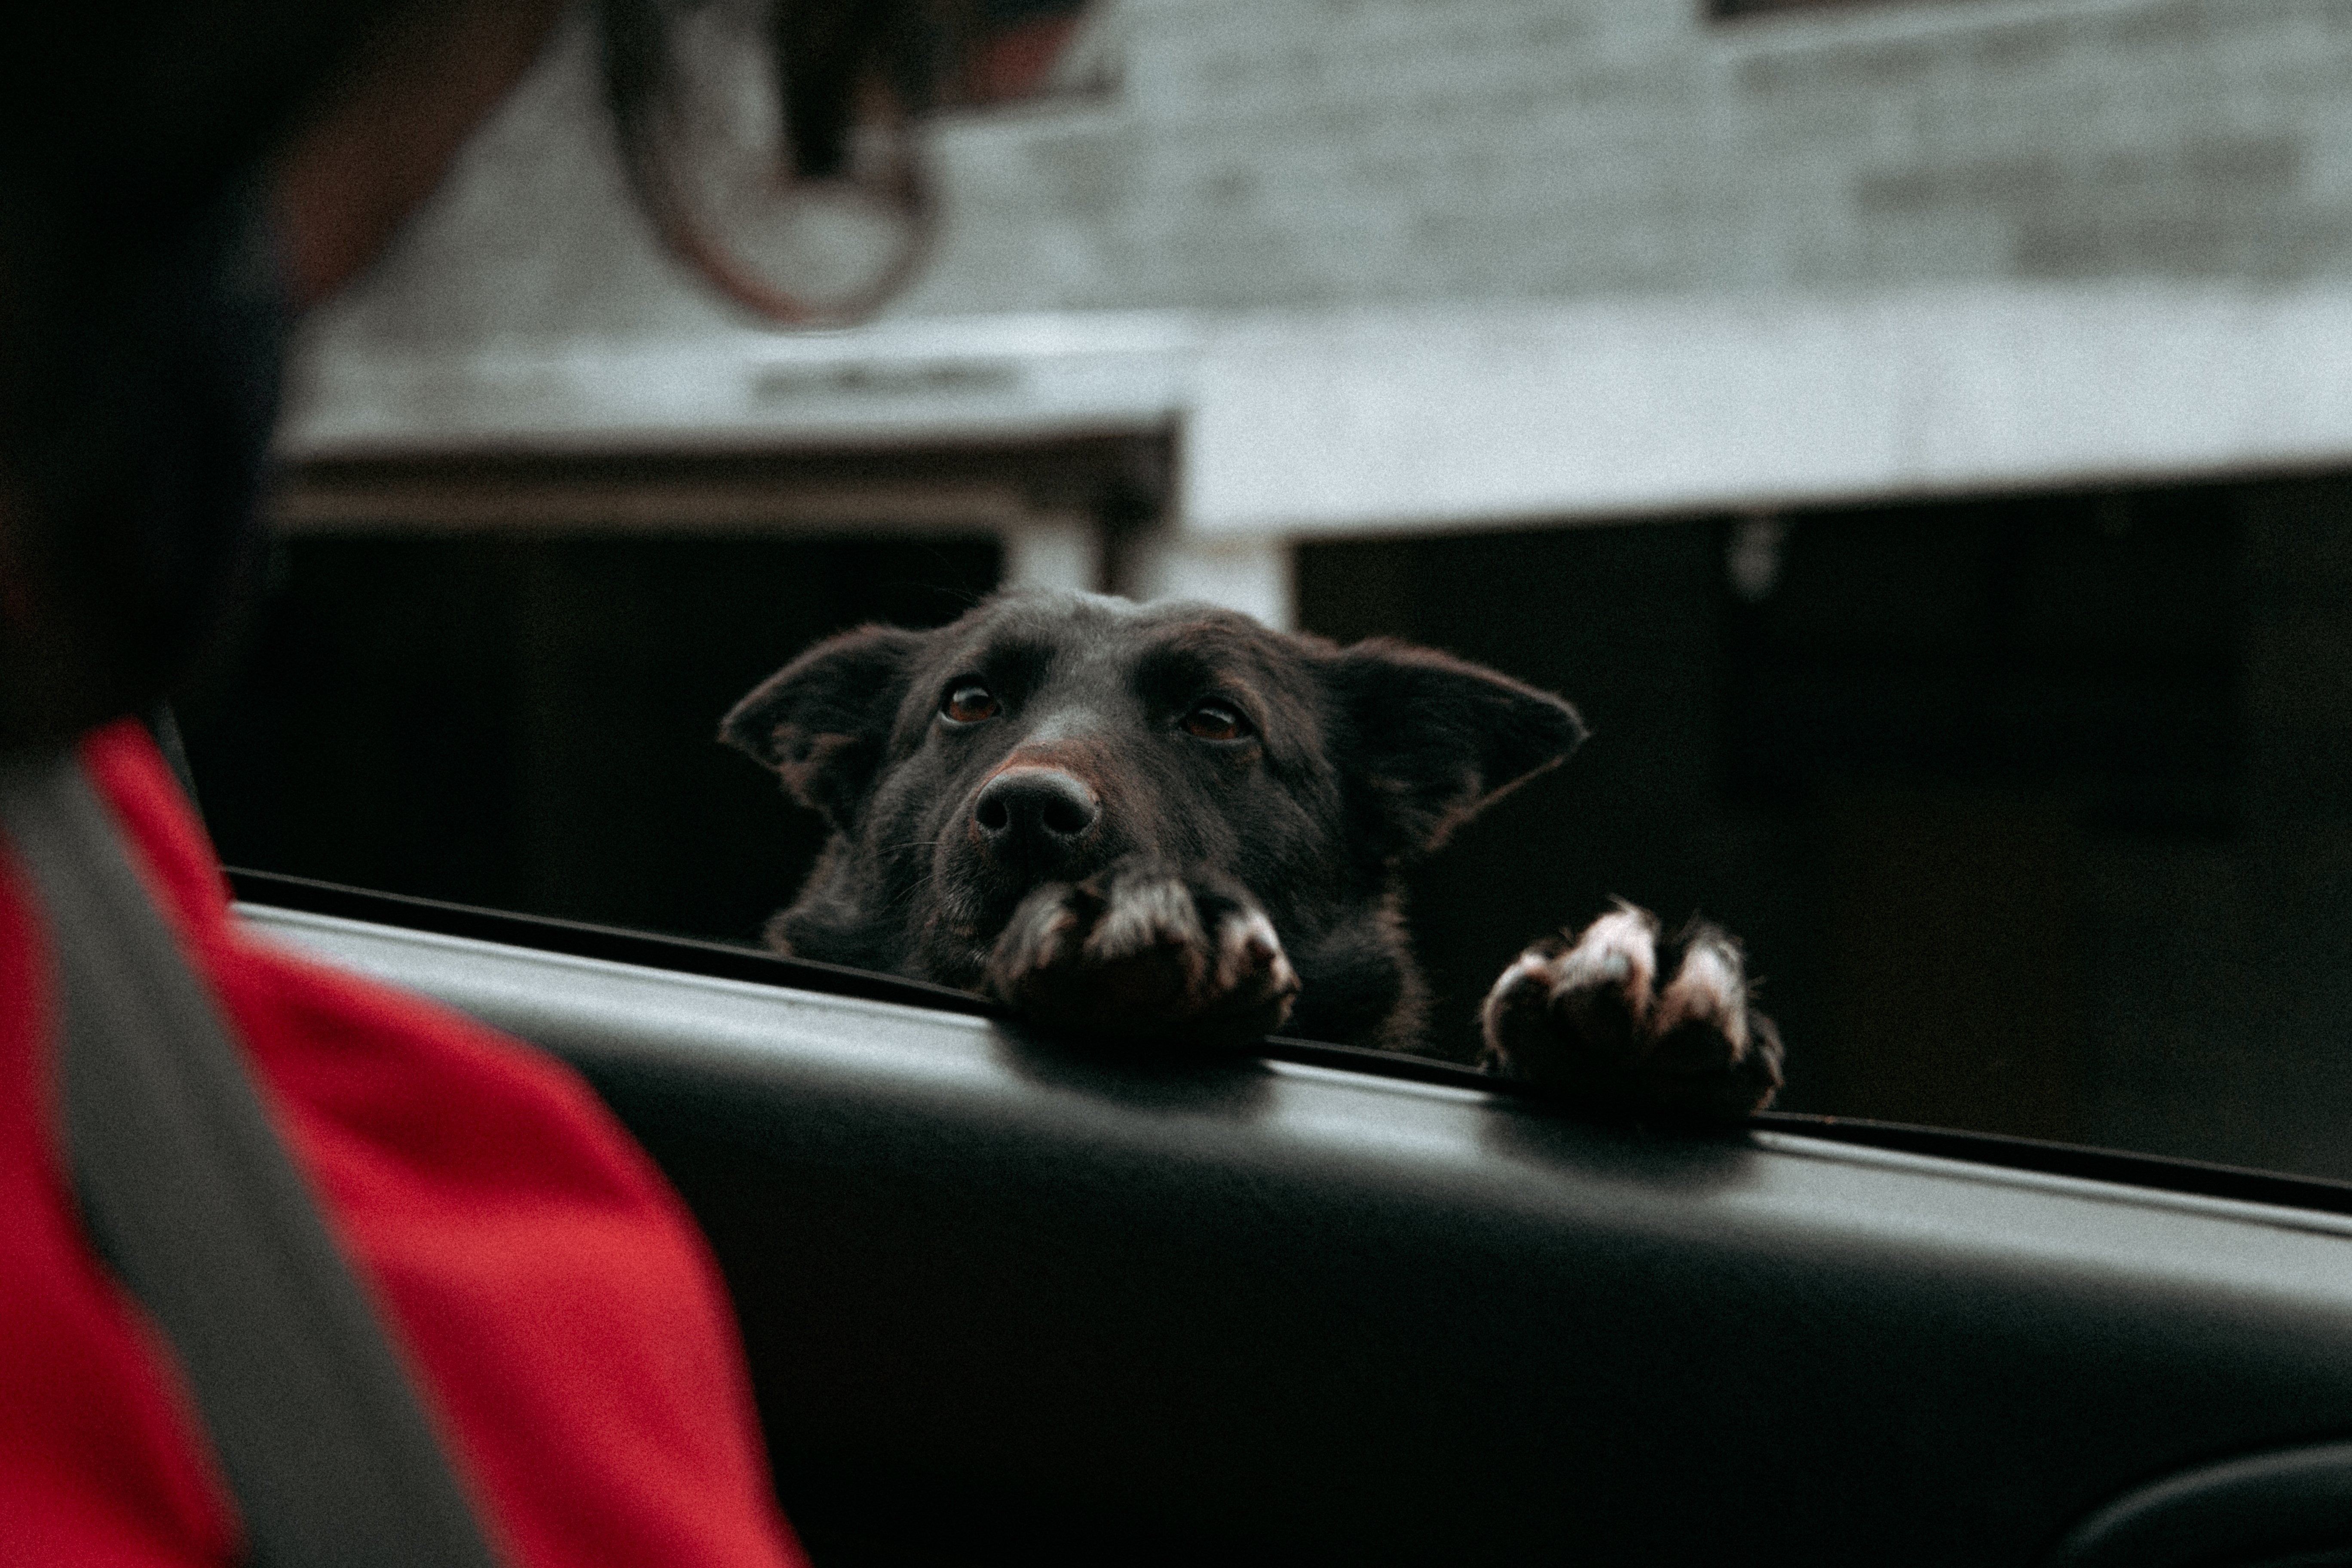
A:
723 591 1782 1122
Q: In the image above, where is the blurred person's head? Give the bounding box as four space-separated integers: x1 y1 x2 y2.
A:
0 1 564 756
0 0 1093 759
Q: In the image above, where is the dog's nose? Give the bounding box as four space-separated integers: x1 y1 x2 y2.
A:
973 767 1100 872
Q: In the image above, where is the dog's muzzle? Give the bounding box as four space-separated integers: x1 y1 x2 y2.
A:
971 766 1100 878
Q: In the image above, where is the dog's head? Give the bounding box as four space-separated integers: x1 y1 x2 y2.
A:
722 591 1585 981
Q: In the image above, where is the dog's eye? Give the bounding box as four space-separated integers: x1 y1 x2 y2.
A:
942 683 998 724
1182 701 1250 741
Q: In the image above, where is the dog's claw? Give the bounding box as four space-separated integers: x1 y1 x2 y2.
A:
1480 903 1783 1124
984 858 1299 1047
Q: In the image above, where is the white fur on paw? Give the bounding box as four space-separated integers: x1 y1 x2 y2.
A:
995 886 1083 980
1479 905 1782 1120
1481 947 1558 1045
1654 935 1749 1057
1550 904 1658 1017
1085 874 1206 972
1213 908 1295 998
987 865 1297 1044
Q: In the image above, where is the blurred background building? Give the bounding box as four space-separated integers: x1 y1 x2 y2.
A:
189 0 2352 1178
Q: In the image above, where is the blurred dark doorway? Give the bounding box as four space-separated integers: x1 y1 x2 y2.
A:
1298 476 2352 1182
183 532 999 945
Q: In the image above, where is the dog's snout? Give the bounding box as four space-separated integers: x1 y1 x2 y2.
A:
974 767 1101 871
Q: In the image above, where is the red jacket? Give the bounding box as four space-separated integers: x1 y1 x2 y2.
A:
0 721 809 1568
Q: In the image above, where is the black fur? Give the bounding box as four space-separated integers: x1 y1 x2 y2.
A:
726 590 1783 1117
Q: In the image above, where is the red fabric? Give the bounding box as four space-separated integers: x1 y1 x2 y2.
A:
0 720 809 1568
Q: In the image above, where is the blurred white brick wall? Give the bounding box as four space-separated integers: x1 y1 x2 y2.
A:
904 0 2352 315
319 0 2352 343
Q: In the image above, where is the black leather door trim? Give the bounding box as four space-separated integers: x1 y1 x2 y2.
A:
2050 1441 2352 1568
244 901 2352 1565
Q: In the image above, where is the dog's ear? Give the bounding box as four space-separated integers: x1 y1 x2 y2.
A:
721 625 931 831
1324 640 1586 864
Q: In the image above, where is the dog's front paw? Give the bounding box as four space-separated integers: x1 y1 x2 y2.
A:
1479 904 1784 1124
983 860 1300 1047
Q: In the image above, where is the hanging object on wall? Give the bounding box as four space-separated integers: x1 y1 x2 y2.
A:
596 0 1099 326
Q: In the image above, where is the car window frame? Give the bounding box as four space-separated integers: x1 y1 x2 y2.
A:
229 864 2352 1223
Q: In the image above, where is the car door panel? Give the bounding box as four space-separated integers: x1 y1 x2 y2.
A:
245 902 2352 1566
